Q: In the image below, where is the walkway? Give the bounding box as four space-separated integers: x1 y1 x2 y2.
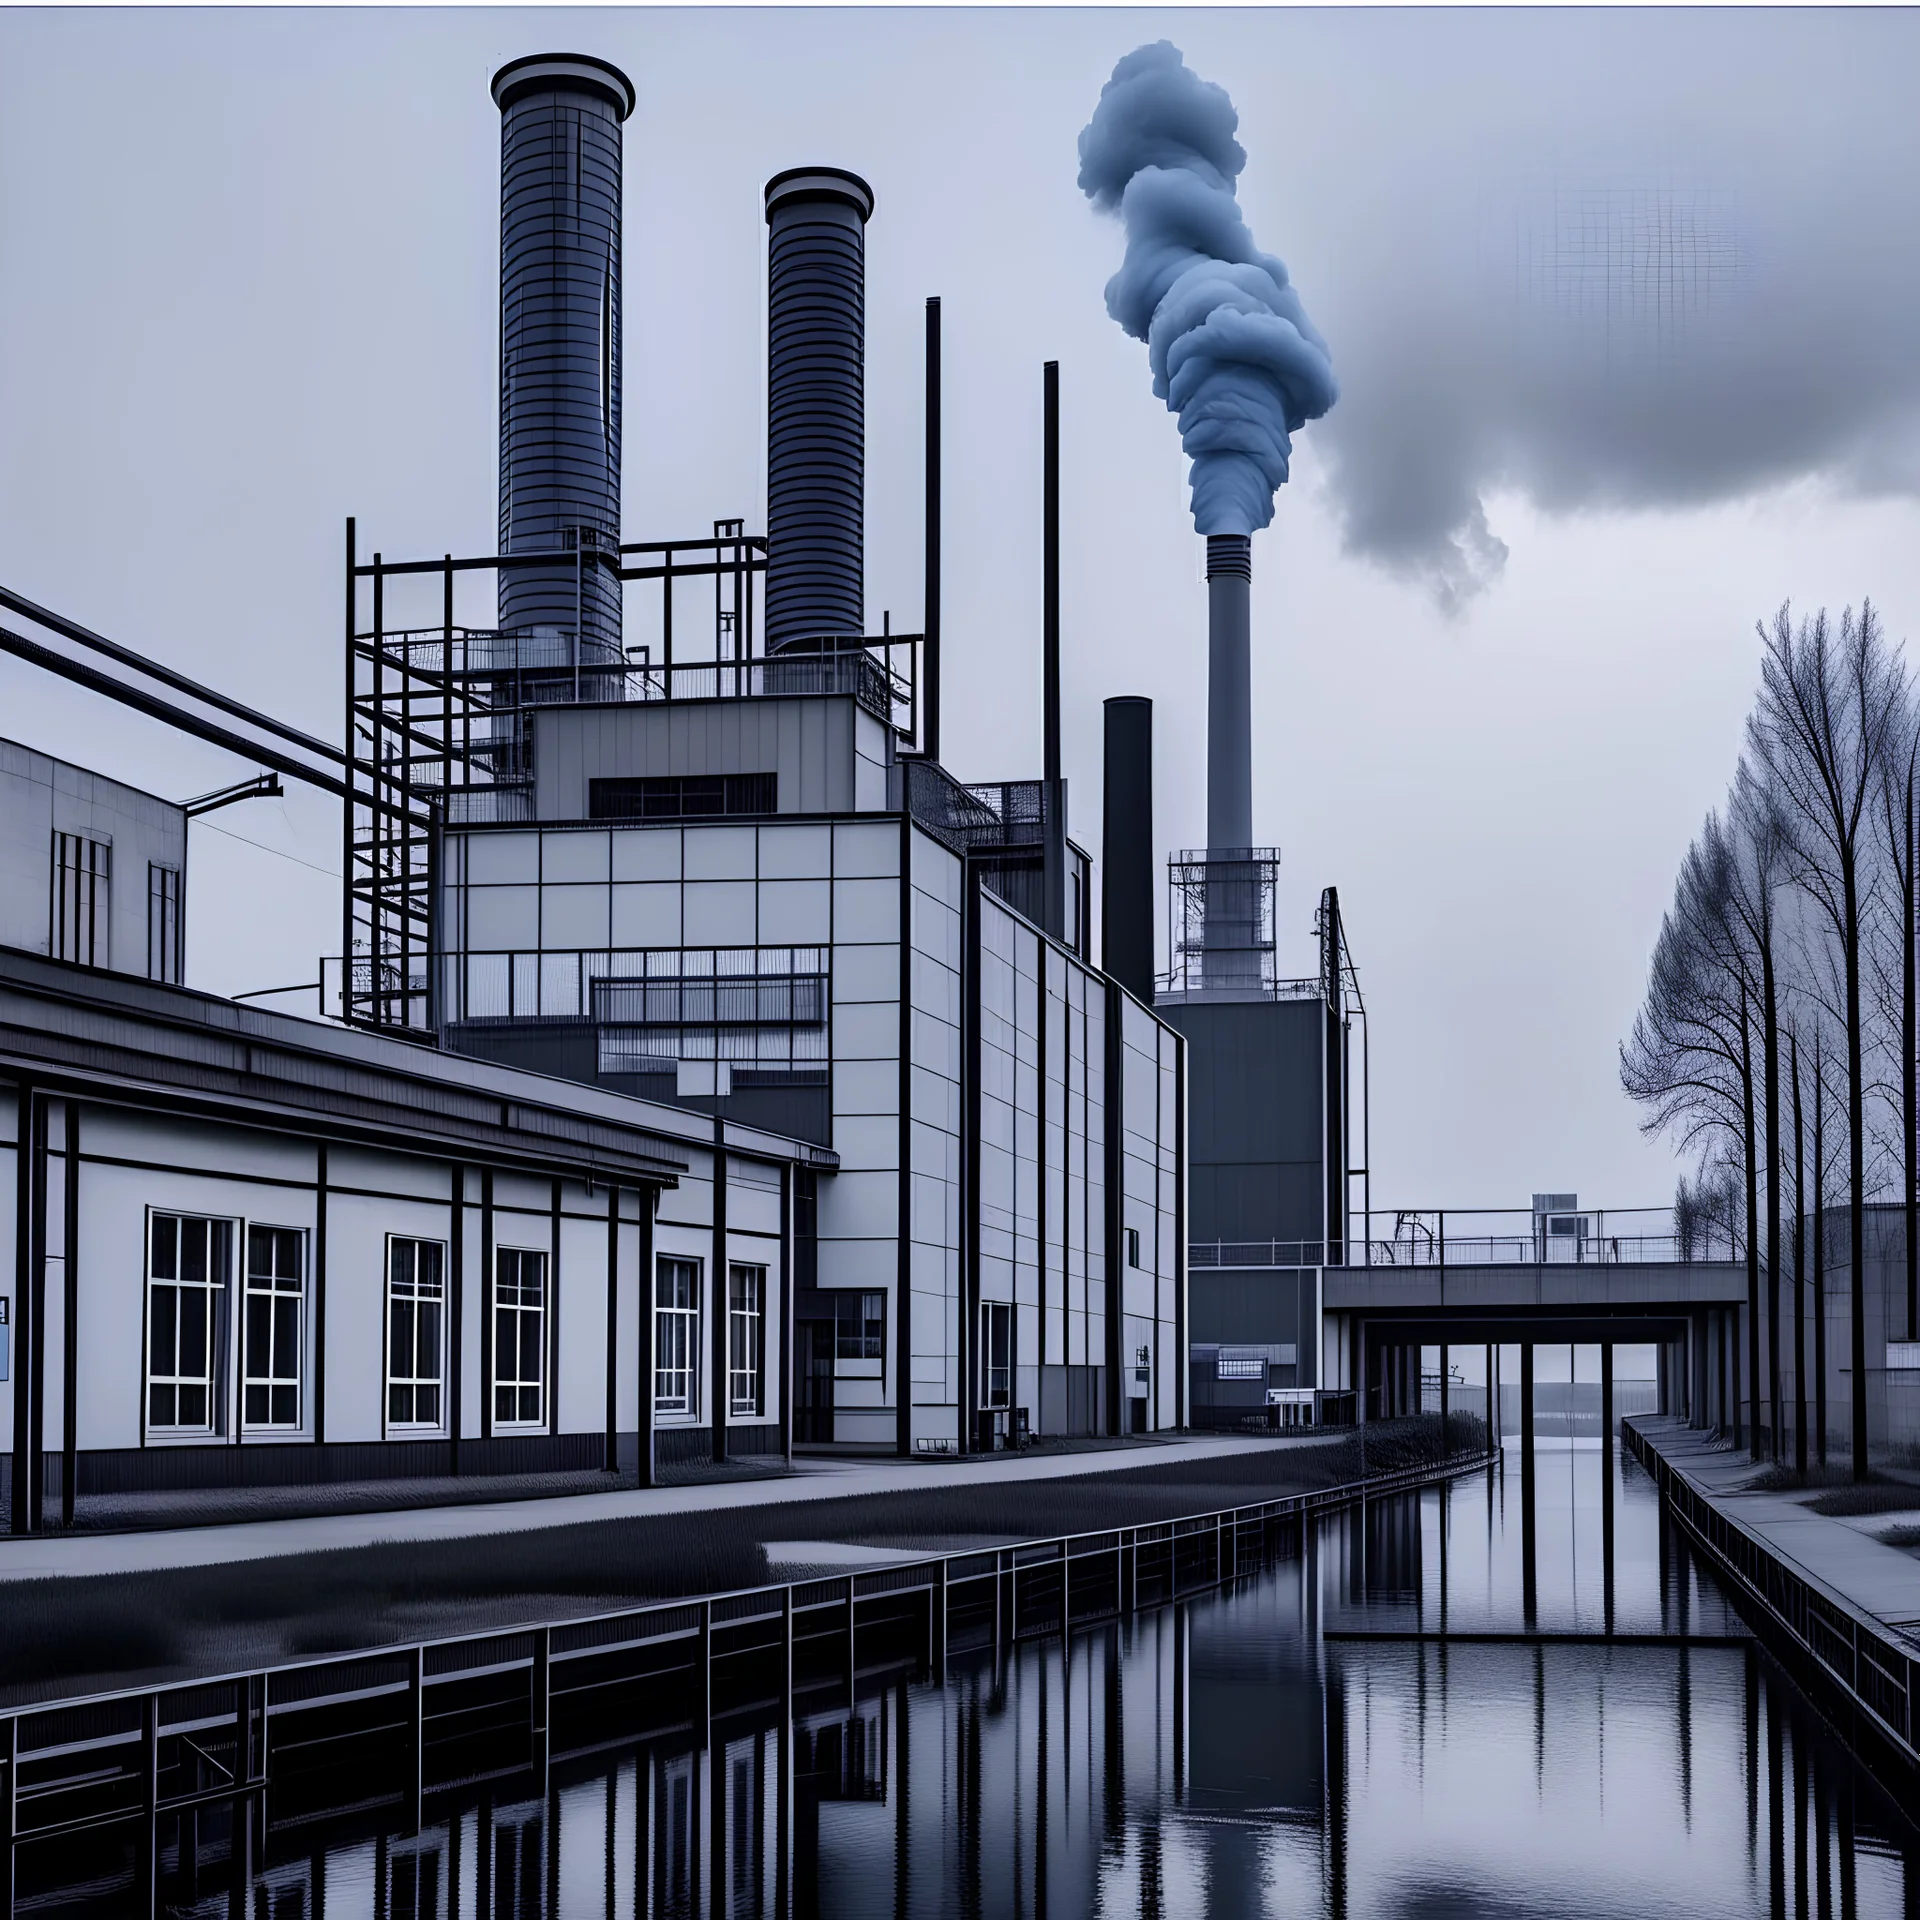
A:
1631 1417 1920 1641
0 1432 1332 1585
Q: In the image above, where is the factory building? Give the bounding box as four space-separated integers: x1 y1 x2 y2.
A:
339 55 1187 1453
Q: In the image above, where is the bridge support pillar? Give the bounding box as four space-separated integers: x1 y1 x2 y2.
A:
1519 1341 1537 1628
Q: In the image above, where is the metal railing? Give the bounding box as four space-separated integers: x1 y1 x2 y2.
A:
1191 1240 1327 1269
1355 1206 1741 1267
1625 1418 1918 1770
0 1435 1491 1850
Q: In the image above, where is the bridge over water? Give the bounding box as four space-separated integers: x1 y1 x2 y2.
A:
1320 1218 1748 1430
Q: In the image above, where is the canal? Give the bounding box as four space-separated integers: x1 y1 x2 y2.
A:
11 1437 1918 1915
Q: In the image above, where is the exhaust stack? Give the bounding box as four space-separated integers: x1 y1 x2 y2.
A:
1205 533 1252 857
491 54 634 668
1103 697 1155 1003
763 168 875 652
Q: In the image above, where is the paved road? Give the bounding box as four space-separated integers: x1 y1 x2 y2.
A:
0 1433 1332 1584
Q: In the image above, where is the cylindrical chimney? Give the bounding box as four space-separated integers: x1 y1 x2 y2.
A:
1205 533 1252 856
491 54 634 668
763 168 874 653
1103 696 1155 1003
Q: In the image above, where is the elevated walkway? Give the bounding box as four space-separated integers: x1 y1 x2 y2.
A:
1327 1259 1746 1339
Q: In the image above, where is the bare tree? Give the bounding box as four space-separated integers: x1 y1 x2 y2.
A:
1871 680 1920 1347
1729 759 1792 1460
1748 602 1902 1480
1622 813 1759 1448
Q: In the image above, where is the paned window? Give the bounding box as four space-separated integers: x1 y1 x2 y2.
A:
493 1247 547 1427
147 1213 230 1432
388 1237 446 1428
981 1301 1012 1410
147 863 182 984
51 831 110 967
655 1257 701 1416
242 1225 305 1428
729 1264 766 1417
833 1291 885 1362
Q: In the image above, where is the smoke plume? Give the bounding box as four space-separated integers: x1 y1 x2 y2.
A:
1078 41 1336 537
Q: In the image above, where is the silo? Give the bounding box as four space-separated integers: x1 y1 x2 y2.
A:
762 168 875 652
491 53 635 674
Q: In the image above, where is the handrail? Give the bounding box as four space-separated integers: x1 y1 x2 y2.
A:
1 1432 1494 1729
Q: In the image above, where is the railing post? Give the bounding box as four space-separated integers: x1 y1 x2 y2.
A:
407 1646 424 1836
845 1578 858 1704
930 1562 947 1682
696 1602 712 1751
532 1627 551 1788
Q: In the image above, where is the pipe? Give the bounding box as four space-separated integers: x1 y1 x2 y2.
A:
923 296 942 761
1102 697 1155 1003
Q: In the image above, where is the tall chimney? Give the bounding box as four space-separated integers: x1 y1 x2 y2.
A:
763 168 875 652
1103 696 1155 1002
1205 533 1252 856
491 55 634 667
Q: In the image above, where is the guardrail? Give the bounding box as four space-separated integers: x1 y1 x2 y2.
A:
1623 1418 1918 1781
0 1439 1491 1848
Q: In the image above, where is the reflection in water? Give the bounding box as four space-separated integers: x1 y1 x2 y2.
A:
11 1444 1918 1916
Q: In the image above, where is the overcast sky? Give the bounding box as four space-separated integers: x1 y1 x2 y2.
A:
3 6 1918 1216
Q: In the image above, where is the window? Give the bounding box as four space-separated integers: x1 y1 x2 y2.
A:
833 1291 886 1362
981 1301 1012 1410
148 1213 231 1432
655 1258 701 1415
147 864 182 984
729 1264 766 1417
1217 1346 1266 1381
51 832 110 967
1126 1226 1142 1269
492 1248 547 1427
388 1237 446 1428
589 772 777 821
242 1226 305 1428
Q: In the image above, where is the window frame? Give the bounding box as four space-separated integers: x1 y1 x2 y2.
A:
980 1300 1013 1411
833 1290 886 1366
386 1235 449 1434
491 1245 549 1431
240 1223 308 1434
144 1210 234 1440
728 1263 767 1418
654 1256 702 1419
51 830 111 969
147 862 182 984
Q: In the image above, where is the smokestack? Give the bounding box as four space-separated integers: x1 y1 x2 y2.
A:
491 54 634 666
1103 697 1155 1002
1206 533 1252 855
763 168 875 652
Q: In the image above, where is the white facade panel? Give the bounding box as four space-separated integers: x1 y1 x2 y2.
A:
468 832 540 884
610 882 683 947
542 831 610 883
757 878 831 946
756 823 832 879
682 881 757 947
683 826 758 881
610 827 683 882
